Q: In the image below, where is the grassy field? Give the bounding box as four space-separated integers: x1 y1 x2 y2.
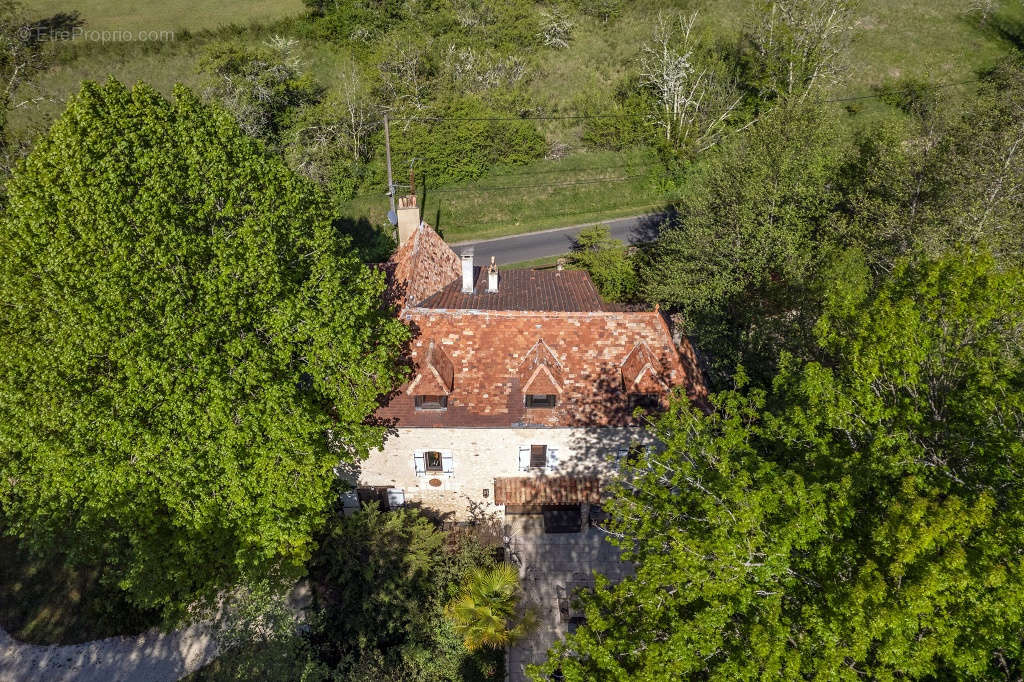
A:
500 254 562 270
344 149 673 241
30 0 305 34
10 0 1024 240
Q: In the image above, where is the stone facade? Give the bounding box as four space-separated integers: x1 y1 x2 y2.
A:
358 426 657 520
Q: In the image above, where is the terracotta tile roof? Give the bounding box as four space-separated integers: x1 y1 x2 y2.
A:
378 309 705 427
518 339 564 394
494 476 602 505
407 338 454 395
621 341 668 393
376 224 707 427
418 268 628 312
386 223 461 307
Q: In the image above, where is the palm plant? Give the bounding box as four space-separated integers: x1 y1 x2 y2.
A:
445 563 537 651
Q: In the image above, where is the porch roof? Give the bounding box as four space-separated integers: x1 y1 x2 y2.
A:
494 476 602 505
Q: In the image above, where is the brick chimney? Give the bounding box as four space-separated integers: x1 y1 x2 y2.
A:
461 247 474 293
397 195 420 246
487 256 498 293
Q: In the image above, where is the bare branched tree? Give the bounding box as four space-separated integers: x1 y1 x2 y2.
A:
443 44 528 92
746 0 857 103
0 2 80 170
378 44 431 114
200 36 320 143
967 0 1001 25
538 8 575 49
287 68 380 184
638 12 742 153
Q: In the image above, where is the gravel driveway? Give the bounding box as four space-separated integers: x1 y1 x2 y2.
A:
0 621 218 682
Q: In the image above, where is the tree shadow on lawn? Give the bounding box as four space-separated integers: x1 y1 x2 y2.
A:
962 7 1024 54
0 532 160 645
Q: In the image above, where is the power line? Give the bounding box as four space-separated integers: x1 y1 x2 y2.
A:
391 113 649 122
428 174 649 193
824 78 981 103
468 161 653 178
386 78 984 124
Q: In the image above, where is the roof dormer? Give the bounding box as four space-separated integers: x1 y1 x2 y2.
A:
621 341 667 393
518 338 564 395
407 338 454 396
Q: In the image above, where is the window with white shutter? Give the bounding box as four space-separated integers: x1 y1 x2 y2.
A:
425 450 443 472
546 447 559 471
518 445 531 471
415 450 453 476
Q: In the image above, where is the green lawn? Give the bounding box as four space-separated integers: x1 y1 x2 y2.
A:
31 0 305 34
500 254 563 270
10 0 1024 239
343 149 676 241
0 534 159 644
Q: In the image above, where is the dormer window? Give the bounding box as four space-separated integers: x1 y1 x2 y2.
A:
415 395 448 410
525 394 557 409
407 339 453 409
628 392 662 411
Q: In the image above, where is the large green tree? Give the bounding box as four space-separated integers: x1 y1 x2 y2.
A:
307 505 503 681
643 104 847 385
0 79 408 617
535 251 1024 680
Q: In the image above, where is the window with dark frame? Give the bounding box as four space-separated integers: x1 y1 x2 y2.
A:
628 392 662 411
425 450 443 472
525 394 557 408
415 395 448 410
530 444 548 469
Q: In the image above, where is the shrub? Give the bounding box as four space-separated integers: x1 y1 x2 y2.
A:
568 225 641 302
385 95 546 186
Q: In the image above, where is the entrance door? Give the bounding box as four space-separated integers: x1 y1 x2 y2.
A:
541 504 582 533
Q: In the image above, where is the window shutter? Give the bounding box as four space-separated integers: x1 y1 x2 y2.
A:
442 451 454 474
414 451 426 475
518 445 531 471
546 447 559 471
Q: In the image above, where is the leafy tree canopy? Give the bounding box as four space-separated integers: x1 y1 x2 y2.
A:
567 225 639 302
536 251 1024 680
0 79 408 617
642 104 846 385
307 505 503 681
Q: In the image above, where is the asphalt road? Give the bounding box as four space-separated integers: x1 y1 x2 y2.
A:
449 212 667 265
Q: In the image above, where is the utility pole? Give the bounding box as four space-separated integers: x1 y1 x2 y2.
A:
384 114 395 214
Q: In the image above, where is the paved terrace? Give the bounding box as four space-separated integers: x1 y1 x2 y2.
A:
506 514 633 681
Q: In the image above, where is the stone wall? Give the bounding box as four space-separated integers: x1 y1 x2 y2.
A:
357 426 657 520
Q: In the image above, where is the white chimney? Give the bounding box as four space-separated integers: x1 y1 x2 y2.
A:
461 247 474 293
396 195 420 246
487 256 498 293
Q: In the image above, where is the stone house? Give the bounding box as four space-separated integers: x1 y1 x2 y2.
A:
349 196 706 527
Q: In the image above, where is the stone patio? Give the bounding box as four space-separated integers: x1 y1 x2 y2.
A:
505 512 633 681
